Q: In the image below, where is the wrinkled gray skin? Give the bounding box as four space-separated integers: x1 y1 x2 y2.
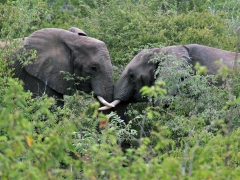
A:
109 44 240 122
5 27 114 106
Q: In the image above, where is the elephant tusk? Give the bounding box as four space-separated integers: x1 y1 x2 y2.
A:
98 100 121 111
98 106 112 111
97 96 115 107
110 99 121 106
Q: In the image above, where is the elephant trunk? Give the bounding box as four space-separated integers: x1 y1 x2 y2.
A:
92 71 114 107
98 74 130 111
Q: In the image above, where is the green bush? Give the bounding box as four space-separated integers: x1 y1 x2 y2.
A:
0 0 46 39
54 0 236 74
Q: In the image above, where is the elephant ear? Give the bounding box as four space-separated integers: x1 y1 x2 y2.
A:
24 28 79 95
68 27 88 36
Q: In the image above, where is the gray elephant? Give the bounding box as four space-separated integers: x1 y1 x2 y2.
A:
2 27 114 107
99 44 240 122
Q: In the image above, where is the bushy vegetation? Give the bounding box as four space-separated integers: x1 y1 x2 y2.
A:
1 0 240 179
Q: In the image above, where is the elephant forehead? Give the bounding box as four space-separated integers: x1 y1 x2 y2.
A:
141 48 166 60
132 53 152 64
125 61 152 76
132 52 159 67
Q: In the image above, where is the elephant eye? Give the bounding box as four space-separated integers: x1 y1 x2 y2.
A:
129 73 134 81
90 66 97 72
87 64 98 75
89 64 98 73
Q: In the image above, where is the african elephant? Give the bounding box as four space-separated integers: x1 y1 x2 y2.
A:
2 27 114 107
99 44 240 122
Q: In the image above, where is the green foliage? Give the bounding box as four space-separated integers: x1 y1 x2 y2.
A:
0 81 76 179
1 0 240 179
33 0 239 70
0 0 46 39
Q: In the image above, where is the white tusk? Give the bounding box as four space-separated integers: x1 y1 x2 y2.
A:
97 96 115 107
98 106 112 111
98 100 121 111
110 99 121 106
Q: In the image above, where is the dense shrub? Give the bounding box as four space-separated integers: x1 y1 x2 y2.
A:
35 0 238 68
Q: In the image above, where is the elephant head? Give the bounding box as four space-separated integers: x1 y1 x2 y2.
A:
16 27 114 106
99 44 239 121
